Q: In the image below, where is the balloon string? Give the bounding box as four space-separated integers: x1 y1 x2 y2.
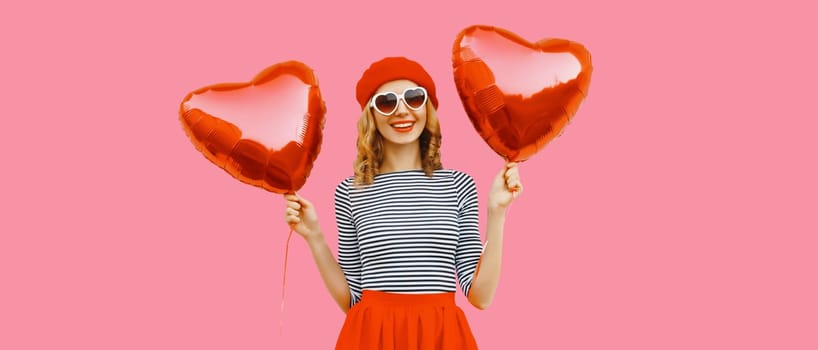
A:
280 226 294 335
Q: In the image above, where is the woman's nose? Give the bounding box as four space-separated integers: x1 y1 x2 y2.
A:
394 98 410 115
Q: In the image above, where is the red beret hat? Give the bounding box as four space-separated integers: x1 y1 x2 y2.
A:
355 57 438 110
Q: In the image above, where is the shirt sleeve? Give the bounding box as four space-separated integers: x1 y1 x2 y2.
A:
334 178 363 307
452 171 484 297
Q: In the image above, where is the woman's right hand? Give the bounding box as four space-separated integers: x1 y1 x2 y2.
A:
284 193 322 241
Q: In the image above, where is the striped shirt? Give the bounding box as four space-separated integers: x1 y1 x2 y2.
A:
334 169 484 307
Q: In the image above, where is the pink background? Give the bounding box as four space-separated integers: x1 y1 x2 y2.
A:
3 0 816 349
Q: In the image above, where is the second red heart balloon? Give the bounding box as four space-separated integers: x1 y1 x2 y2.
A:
452 25 593 162
179 61 326 194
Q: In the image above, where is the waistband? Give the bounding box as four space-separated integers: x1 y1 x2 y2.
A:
360 290 457 306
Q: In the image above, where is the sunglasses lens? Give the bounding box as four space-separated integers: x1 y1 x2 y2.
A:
374 93 398 114
404 88 427 109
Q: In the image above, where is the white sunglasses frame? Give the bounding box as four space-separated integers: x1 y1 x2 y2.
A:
369 87 428 116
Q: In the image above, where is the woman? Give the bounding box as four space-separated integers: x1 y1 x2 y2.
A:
284 56 523 349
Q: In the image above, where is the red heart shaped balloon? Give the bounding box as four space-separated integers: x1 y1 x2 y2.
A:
179 61 326 194
452 25 593 162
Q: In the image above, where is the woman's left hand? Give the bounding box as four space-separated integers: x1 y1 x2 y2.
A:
487 162 523 212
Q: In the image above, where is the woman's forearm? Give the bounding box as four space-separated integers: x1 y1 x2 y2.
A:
468 208 506 309
305 234 351 313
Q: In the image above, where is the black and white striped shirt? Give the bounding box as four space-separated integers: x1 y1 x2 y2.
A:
334 169 484 307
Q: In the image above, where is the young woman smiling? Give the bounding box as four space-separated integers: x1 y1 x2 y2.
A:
284 57 523 349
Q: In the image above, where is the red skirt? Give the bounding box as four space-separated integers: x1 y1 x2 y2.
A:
335 290 478 350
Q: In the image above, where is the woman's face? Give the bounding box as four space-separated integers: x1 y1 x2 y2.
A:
371 79 427 147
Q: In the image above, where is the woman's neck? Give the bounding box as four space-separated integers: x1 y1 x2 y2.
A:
379 142 422 173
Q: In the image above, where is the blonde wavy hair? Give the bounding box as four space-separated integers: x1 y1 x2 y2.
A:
353 102 442 186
